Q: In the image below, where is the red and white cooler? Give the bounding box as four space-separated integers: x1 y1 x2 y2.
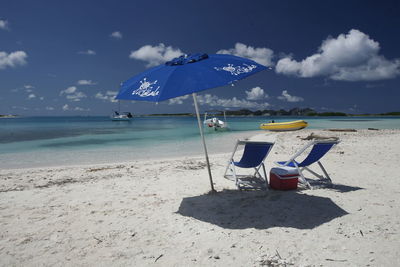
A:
269 166 299 190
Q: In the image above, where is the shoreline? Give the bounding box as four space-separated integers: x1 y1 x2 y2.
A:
0 130 264 170
0 128 398 170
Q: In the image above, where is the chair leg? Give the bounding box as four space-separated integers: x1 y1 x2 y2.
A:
298 168 312 189
253 166 262 178
302 163 332 183
317 161 332 182
261 163 269 190
224 160 233 178
224 161 236 181
291 161 312 189
231 165 240 189
303 166 325 180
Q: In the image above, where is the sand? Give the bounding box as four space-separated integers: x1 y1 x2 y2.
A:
1 129 400 266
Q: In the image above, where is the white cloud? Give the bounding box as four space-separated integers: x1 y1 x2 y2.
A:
73 106 90 111
276 29 400 81
77 79 97 85
129 43 184 67
197 94 269 109
245 86 267 100
0 51 28 70
66 92 86 102
46 106 55 110
277 90 304 102
62 104 90 111
39 97 44 101
0 19 9 30
217 43 274 67
78 50 96 55
110 31 122 39
12 105 28 110
168 95 190 105
95 90 118 102
60 86 86 102
60 86 77 95
24 85 34 89
28 93 36 99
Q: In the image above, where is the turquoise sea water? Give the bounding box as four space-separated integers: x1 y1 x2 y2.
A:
1 116 400 168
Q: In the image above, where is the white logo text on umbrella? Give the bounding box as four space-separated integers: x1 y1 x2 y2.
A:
132 78 160 97
214 63 257 76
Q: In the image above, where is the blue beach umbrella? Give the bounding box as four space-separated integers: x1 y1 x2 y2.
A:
116 53 267 191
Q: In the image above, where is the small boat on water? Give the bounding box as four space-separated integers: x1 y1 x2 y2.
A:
260 120 308 131
111 101 133 121
204 111 229 131
111 111 133 121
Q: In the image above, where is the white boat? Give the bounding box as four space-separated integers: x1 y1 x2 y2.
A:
111 112 133 121
203 111 229 131
111 101 133 121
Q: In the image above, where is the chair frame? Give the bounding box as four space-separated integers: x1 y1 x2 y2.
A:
224 140 274 190
276 139 339 189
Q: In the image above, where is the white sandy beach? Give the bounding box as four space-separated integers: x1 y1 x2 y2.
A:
1 129 400 266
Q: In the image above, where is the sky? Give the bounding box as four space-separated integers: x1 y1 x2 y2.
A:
1 0 399 116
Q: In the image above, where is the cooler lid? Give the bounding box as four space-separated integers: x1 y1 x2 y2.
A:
271 166 299 176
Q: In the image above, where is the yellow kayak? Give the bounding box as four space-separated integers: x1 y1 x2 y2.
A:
260 120 308 131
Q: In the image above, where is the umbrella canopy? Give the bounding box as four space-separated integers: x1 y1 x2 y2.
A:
116 53 267 191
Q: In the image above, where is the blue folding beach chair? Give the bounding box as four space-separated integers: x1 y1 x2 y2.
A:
224 140 274 190
276 139 340 189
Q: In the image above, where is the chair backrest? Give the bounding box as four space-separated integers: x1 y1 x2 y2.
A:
297 141 337 167
236 142 274 168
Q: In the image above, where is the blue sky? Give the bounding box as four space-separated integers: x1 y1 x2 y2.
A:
1 0 399 115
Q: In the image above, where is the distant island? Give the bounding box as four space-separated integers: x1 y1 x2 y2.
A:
0 114 18 118
145 108 400 117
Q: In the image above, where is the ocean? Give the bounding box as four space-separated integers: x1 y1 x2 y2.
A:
1 116 400 168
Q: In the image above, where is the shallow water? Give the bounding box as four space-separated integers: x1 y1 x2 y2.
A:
1 116 399 168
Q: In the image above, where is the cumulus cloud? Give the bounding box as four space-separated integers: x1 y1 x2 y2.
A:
60 86 77 95
78 49 96 55
197 94 269 109
276 29 400 81
12 105 28 110
217 43 274 67
0 19 9 30
129 43 184 67
62 104 70 111
95 90 118 102
277 90 304 102
28 93 36 99
0 51 28 70
62 104 89 111
73 106 89 111
66 92 86 101
168 95 190 105
60 86 86 102
77 79 97 85
245 86 267 100
110 31 122 39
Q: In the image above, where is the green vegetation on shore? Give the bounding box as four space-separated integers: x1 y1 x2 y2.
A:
0 114 18 118
379 112 400 116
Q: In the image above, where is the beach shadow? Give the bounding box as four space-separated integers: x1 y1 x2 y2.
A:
177 190 348 230
305 180 364 193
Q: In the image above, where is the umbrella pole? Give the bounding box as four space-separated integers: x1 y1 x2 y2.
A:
192 93 216 192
